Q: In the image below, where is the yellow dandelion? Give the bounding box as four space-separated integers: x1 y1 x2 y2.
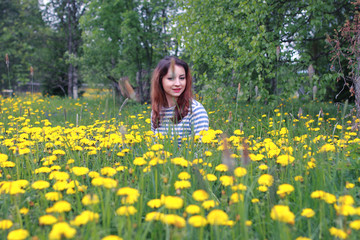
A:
0 153 8 162
276 184 294 198
334 204 356 216
88 171 100 178
102 236 123 240
178 171 191 180
301 208 315 218
19 208 29 215
39 215 58 225
319 144 335 152
192 190 209 201
310 190 325 199
145 212 164 221
174 180 191 189
44 192 61 202
345 182 355 189
49 222 76 240
270 205 295 225
258 185 268 192
188 215 207 227
202 200 218 210
185 205 200 214
205 174 217 181
18 148 30 155
82 194 100 205
117 187 140 204
147 199 162 209
100 167 117 177
258 164 268 170
164 196 184 210
161 214 186 228
70 210 99 226
249 153 265 161
133 157 147 166
71 166 89 176
219 175 234 186
329 227 347 239
276 154 295 166
0 220 13 230
207 209 229 225
1 161 15 168
7 229 29 240
151 144 163 151
234 167 247 177
230 193 244 203
52 149 66 155
258 174 274 186
294 176 304 182
49 200 71 213
171 157 189 167
215 164 228 172
116 206 137 216
231 183 247 191
245 220 252 226
349 219 360 230
338 195 355 205
49 171 69 181
204 151 212 156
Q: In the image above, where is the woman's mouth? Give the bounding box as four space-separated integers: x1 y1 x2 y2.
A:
173 89 182 93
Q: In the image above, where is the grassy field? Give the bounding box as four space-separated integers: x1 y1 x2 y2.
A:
1 92 360 240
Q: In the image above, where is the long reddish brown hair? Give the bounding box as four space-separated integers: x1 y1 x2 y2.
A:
151 56 193 129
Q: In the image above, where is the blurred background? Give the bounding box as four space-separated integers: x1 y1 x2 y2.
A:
0 0 357 105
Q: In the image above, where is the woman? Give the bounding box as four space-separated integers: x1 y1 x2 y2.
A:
150 56 209 143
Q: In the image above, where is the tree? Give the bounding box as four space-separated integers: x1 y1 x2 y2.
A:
42 0 86 98
0 0 50 92
175 0 352 102
80 0 176 103
282 0 353 98
327 1 360 116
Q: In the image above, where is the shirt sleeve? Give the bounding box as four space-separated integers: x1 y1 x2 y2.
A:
150 110 155 132
191 103 209 135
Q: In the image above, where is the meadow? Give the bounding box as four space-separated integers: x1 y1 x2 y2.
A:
1 91 360 240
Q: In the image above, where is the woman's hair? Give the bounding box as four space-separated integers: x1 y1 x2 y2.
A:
151 56 193 129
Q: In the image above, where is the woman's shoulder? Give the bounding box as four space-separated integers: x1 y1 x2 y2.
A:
191 99 207 116
191 99 205 109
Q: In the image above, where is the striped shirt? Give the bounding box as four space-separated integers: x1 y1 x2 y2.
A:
151 99 209 142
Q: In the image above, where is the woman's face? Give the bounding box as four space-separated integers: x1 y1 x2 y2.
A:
162 65 186 107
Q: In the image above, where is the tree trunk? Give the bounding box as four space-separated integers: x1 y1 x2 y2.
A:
67 0 73 97
68 63 73 97
66 0 79 99
136 69 144 103
107 75 124 99
73 66 78 99
355 56 360 118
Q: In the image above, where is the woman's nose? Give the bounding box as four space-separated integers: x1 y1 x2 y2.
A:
174 78 180 85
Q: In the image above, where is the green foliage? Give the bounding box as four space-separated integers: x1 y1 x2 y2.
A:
327 1 360 110
40 0 85 98
0 0 50 91
175 0 352 102
80 0 176 102
0 0 354 102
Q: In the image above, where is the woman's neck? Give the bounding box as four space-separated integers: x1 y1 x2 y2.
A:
166 97 177 107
